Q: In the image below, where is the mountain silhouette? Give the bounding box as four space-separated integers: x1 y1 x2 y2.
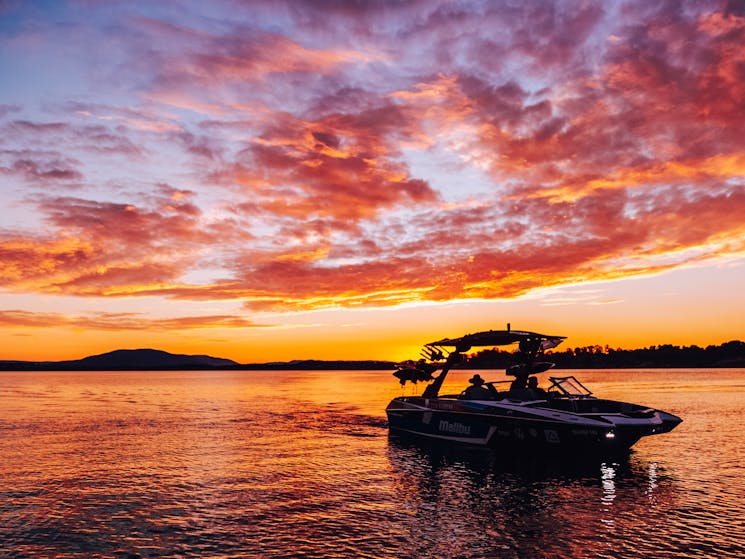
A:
71 348 239 369
0 348 238 371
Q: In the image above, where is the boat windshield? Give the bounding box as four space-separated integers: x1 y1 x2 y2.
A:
548 376 593 397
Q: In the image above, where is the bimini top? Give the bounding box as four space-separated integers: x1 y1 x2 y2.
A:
426 329 565 352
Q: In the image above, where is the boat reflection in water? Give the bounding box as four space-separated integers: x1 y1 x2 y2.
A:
386 326 682 454
386 435 676 559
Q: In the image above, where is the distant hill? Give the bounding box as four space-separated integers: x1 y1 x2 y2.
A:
0 348 239 371
0 349 395 371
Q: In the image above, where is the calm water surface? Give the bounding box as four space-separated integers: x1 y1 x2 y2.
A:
1 368 743 558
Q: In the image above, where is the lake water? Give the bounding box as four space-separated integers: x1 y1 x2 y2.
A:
1 368 743 559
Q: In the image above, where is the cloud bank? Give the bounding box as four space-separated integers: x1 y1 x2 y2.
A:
1 0 743 318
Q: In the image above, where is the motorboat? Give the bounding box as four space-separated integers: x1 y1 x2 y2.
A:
386 327 682 453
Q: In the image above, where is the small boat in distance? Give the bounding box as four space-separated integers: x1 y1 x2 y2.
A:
386 326 682 453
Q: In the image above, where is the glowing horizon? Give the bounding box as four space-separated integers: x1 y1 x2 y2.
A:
1 1 744 363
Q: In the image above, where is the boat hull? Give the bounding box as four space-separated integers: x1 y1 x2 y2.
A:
386 396 681 455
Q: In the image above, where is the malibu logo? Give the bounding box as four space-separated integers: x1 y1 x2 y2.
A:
439 420 471 435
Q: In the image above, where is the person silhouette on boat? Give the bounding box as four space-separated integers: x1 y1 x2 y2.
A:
527 376 547 398
463 374 492 399
509 365 529 391
508 337 543 391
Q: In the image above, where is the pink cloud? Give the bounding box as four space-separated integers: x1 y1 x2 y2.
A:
0 104 21 118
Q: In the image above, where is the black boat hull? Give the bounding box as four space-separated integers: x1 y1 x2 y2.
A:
386 397 681 455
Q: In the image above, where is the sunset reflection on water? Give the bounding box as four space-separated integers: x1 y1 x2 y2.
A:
385 439 676 558
1 369 743 558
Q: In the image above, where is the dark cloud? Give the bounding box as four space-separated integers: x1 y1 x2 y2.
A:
0 150 83 184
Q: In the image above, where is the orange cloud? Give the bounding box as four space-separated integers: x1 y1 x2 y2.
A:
0 189 217 295
0 309 263 330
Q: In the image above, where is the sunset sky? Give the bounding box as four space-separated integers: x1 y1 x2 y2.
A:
1 0 744 363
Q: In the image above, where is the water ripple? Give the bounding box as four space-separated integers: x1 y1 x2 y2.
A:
1 369 744 558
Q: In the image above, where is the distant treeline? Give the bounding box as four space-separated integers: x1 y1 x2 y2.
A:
236 360 396 370
466 340 745 369
2 342 744 371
